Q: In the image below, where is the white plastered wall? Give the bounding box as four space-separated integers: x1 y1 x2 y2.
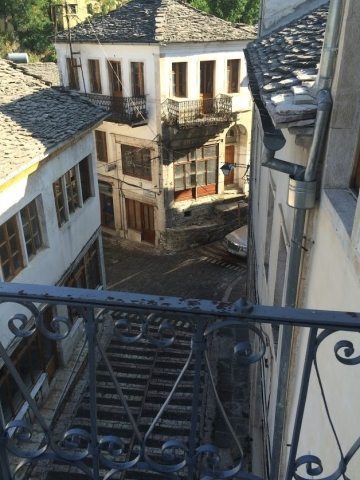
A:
0 132 102 349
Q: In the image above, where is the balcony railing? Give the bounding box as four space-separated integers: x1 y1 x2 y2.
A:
162 95 233 129
84 94 148 126
0 282 359 480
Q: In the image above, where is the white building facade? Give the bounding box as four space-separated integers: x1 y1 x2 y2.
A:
55 0 254 249
246 1 360 478
0 60 106 425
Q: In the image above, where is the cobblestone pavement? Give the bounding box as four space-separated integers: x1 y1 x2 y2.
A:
104 239 247 301
24 239 249 479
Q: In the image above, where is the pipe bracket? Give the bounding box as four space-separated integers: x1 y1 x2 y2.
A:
287 177 316 209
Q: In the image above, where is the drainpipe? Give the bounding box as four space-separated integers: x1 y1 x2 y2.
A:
269 0 342 477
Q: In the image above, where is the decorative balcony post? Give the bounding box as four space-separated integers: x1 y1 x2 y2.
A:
0 406 11 480
284 327 318 480
83 306 100 480
187 318 207 479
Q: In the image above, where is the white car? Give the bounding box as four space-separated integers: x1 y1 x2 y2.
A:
224 225 248 258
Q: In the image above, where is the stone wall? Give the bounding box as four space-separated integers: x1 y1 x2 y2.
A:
161 202 247 251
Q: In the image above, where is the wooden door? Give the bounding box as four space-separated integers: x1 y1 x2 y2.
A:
141 203 155 244
225 145 235 185
126 199 155 244
109 61 122 112
200 61 215 113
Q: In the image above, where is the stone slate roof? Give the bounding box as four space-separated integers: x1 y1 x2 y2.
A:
245 2 329 128
17 62 60 86
55 0 255 44
0 60 106 185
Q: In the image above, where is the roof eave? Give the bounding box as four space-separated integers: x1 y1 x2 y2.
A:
0 113 108 191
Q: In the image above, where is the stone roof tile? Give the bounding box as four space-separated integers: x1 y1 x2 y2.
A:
0 60 106 185
56 0 255 44
17 62 60 86
245 2 329 128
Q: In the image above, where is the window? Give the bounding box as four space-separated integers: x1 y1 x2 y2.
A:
53 158 94 227
174 145 218 201
66 4 77 14
79 156 92 203
351 157 360 193
273 230 287 357
264 185 275 279
20 199 43 260
0 316 59 423
65 167 80 214
0 215 23 281
227 59 240 93
131 62 145 96
65 240 101 289
108 61 122 96
0 198 45 280
172 62 187 97
66 57 80 90
95 130 108 163
99 182 115 229
121 144 152 180
53 179 66 227
88 59 102 93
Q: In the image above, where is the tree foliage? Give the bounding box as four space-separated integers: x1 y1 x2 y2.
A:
0 0 53 54
190 0 259 25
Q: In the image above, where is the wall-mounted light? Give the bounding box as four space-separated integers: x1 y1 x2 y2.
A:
220 163 247 176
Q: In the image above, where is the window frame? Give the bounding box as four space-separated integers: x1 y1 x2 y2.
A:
20 199 44 261
227 59 240 94
0 196 46 281
79 156 93 203
66 57 80 91
0 215 24 281
131 62 145 97
99 181 115 229
95 130 108 163
173 145 218 201
351 155 360 194
121 144 152 181
172 62 187 98
88 59 102 94
108 60 123 96
65 239 102 289
53 157 94 228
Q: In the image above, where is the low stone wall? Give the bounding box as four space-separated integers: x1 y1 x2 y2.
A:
161 203 248 251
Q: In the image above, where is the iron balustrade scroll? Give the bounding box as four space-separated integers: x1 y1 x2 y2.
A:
83 93 148 125
162 95 233 128
0 283 358 480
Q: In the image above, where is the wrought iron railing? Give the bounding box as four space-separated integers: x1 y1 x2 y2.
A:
0 282 359 480
162 95 233 128
84 94 148 125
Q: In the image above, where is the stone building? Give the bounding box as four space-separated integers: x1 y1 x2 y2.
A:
54 0 254 250
245 0 360 478
0 59 106 424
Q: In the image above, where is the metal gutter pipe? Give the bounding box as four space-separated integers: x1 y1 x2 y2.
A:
245 0 340 471
262 148 305 179
270 0 342 476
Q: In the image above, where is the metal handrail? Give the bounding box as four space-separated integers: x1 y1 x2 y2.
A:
0 282 358 480
162 95 233 128
83 93 148 124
